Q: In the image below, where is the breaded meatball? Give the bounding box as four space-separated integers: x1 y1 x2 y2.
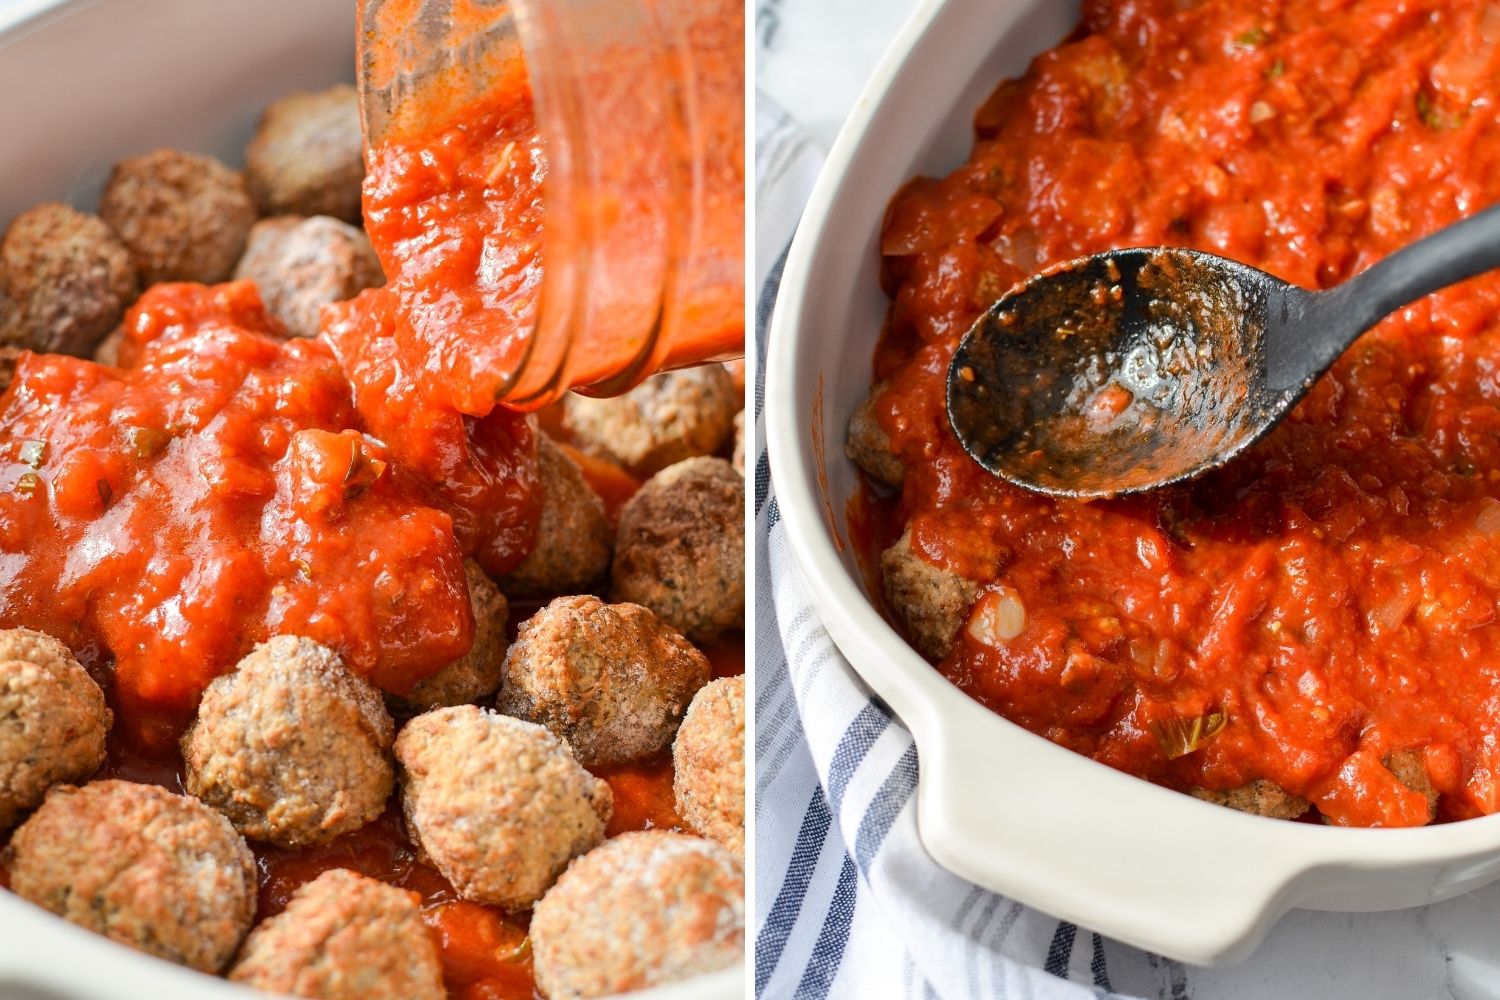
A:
564 365 738 476
1386 749 1439 820
846 382 904 486
0 203 138 356
611 457 745 643
245 85 364 223
532 831 745 1000
732 409 746 475
673 675 745 855
399 559 509 709
0 629 110 828
229 869 444 1000
6 780 256 973
100 149 256 285
0 343 19 393
395 706 611 908
1190 779 1309 820
182 635 394 848
881 526 978 661
498 435 611 599
498 596 710 766
234 216 383 338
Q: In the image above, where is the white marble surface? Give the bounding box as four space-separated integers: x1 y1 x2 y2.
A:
755 0 916 149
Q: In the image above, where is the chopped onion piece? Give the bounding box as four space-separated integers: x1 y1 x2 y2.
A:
1477 497 1500 534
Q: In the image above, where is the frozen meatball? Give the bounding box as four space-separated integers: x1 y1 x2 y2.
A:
532 831 744 1000
245 85 364 223
498 596 710 766
881 526 978 661
1386 749 1439 820
100 149 256 285
182 635 394 848
395 706 611 908
498 435 611 599
234 216 383 337
673 675 745 855
0 628 110 828
732 410 746 475
1190 779 1309 820
846 383 904 486
399 559 509 709
230 869 444 1000
611 457 744 643
564 365 738 476
7 780 256 973
0 202 138 357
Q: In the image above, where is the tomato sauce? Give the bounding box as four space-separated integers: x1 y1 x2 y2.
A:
869 0 1500 826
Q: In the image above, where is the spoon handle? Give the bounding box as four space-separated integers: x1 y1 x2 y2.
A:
1318 200 1500 337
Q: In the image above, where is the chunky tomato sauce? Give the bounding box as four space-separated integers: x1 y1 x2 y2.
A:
870 0 1500 827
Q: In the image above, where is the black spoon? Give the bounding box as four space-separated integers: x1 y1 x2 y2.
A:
946 202 1500 498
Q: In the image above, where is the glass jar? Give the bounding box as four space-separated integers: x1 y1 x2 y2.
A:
358 0 744 407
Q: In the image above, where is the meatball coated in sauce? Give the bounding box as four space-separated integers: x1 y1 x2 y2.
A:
0 202 138 357
100 148 256 285
531 831 745 1000
398 559 509 710
229 869 444 1000
6 780 256 973
0 628 110 829
245 85 365 223
611 457 745 643
1386 749 1439 821
498 596 711 766
880 526 979 661
673 675 745 855
564 364 739 476
845 382 904 487
394 706 612 909
182 635 395 849
234 216 384 338
497 435 612 599
1190 780 1309 820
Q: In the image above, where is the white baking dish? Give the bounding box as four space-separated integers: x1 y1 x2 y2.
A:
0 2 741 997
763 0 1500 967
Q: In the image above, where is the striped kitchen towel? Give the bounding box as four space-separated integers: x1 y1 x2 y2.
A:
752 92 1500 1000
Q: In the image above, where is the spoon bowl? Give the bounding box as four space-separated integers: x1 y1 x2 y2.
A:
949 202 1500 497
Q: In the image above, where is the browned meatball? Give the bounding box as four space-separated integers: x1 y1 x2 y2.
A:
0 343 20 393
498 596 710 766
674 675 745 855
611 457 744 643
229 869 444 1000
1190 779 1309 820
0 203 137 357
234 216 383 338
395 706 611 909
1386 749 1439 820
245 85 364 223
0 628 110 828
92 327 123 366
399 559 509 709
564 365 739 476
6 780 257 973
846 382 904 486
881 526 978 661
498 435 611 599
532 831 745 1000
100 149 256 285
732 409 746 475
182 635 394 848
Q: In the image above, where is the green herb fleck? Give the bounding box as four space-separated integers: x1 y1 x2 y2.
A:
1266 58 1285 79
128 427 173 460
15 472 40 496
1235 26 1268 47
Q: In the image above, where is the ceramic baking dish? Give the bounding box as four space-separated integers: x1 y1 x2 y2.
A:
763 0 1500 967
0 2 741 997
